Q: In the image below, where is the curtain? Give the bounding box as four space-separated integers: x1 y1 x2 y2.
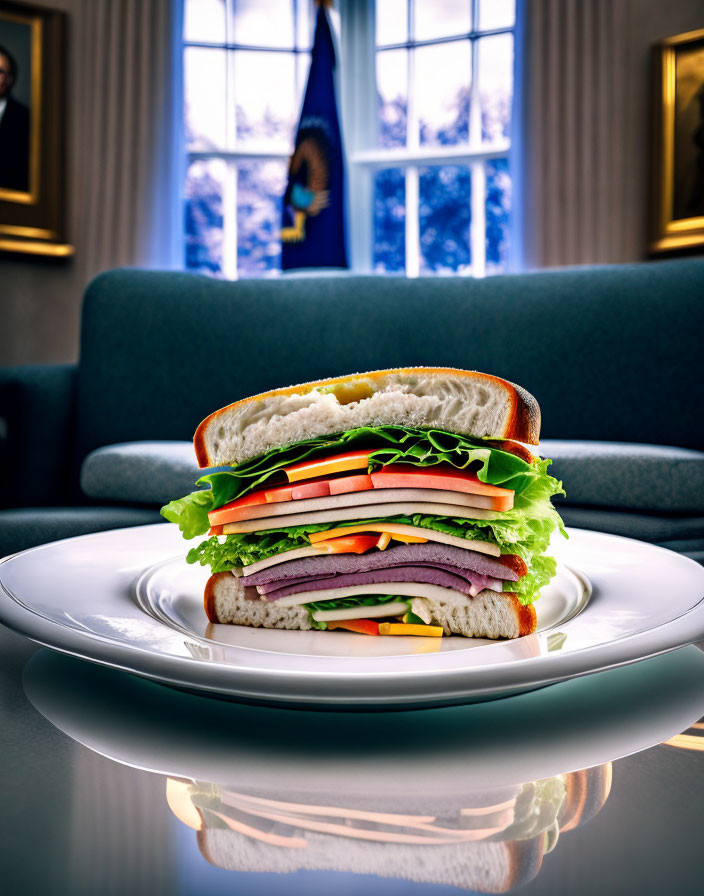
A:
512 0 639 268
71 0 184 280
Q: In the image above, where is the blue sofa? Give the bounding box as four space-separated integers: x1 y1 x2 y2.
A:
2 260 703 562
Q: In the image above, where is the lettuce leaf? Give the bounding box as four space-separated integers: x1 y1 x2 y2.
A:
305 594 409 630
161 424 563 539
512 555 557 605
160 489 214 541
186 523 332 573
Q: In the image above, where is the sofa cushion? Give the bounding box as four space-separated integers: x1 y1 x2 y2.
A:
558 506 704 546
81 441 203 505
74 261 704 469
0 507 163 558
542 441 704 513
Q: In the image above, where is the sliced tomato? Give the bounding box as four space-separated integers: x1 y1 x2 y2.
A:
263 484 294 503
313 535 379 554
283 450 372 483
209 483 292 524
371 464 514 510
290 480 330 500
327 619 380 635
327 473 374 495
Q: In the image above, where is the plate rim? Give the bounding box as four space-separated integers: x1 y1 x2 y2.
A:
1 524 704 706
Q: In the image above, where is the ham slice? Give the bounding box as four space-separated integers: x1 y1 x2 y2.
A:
243 542 521 583
259 565 503 599
260 566 485 600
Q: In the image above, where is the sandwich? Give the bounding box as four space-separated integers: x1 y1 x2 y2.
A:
166 765 611 892
161 368 565 639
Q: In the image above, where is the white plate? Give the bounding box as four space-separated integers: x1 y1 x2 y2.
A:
1 524 704 708
22 645 704 789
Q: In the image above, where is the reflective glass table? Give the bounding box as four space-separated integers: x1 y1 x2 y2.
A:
3 624 704 896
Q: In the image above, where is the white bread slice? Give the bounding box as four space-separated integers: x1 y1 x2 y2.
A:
204 573 537 639
194 367 541 467
197 825 544 891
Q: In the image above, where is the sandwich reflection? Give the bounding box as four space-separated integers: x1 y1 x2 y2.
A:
21 646 704 895
165 767 611 892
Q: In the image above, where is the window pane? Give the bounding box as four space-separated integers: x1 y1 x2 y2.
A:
184 47 227 149
233 0 294 47
234 51 297 146
296 0 313 49
296 52 311 106
477 33 513 142
185 159 225 275
486 158 511 274
416 42 470 146
374 168 406 273
419 165 471 274
184 0 226 43
377 49 408 148
376 0 408 46
237 161 287 276
414 0 471 41
478 0 515 31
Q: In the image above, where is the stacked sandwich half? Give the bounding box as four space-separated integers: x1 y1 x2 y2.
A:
162 368 565 639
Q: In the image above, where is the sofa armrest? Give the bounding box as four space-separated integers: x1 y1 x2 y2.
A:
0 364 77 508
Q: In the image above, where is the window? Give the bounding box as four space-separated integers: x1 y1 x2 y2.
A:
183 0 514 278
357 0 514 276
183 0 313 278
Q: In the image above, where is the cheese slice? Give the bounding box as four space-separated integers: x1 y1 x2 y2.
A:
308 523 501 556
222 501 498 534
284 450 371 482
312 602 409 622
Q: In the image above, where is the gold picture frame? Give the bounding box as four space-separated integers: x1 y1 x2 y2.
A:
0 3 73 257
650 28 704 255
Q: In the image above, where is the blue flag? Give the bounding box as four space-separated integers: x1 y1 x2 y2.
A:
281 6 348 269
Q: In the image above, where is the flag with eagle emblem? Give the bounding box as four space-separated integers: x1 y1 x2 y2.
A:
281 3 348 269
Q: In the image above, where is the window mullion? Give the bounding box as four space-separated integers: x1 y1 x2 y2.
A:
223 161 238 279
223 0 238 279
470 159 486 277
339 0 376 272
469 2 484 276
406 1 419 277
406 165 420 278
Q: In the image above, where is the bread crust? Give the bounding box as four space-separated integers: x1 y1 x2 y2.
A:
495 554 529 578
204 572 228 624
504 592 538 637
559 765 612 832
505 838 545 892
487 439 536 465
194 367 541 467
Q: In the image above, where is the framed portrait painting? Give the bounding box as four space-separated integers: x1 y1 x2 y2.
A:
0 2 72 257
651 28 704 255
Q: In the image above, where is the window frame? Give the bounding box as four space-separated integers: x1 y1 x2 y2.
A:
183 0 314 278
339 0 513 277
